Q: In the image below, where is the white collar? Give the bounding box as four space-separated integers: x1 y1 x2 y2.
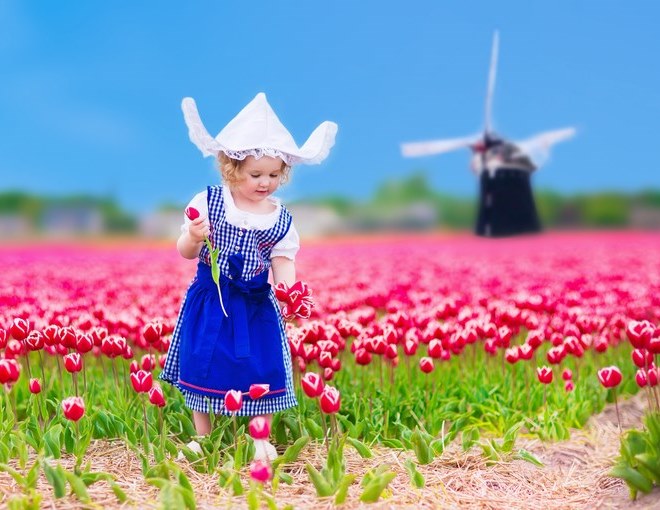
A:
221 185 281 230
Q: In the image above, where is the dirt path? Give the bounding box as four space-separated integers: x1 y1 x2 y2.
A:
1 395 658 509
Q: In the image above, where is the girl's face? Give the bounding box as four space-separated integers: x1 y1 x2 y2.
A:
234 156 284 204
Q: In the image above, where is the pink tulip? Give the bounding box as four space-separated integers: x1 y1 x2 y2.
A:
224 389 243 412
597 366 622 388
148 385 166 407
537 366 553 384
130 370 153 393
29 378 42 394
248 416 270 439
319 385 341 414
61 396 85 421
249 460 273 483
301 372 324 398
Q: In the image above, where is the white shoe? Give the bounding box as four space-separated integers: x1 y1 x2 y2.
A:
177 439 203 460
253 439 278 461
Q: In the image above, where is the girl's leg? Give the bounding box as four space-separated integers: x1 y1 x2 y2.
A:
193 411 212 435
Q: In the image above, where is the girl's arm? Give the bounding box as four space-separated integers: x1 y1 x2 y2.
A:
177 217 208 259
271 256 296 287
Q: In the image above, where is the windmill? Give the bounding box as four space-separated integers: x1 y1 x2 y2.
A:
401 31 576 237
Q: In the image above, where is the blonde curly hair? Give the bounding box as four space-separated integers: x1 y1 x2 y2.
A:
218 153 291 187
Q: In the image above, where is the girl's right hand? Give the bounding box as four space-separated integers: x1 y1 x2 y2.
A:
188 217 210 244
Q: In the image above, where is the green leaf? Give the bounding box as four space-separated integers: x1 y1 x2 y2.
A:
514 449 544 467
25 461 40 489
274 435 310 468
461 427 480 451
411 428 433 465
64 471 91 503
347 437 372 458
43 424 63 459
247 487 259 510
610 465 653 495
304 418 324 440
175 485 197 510
360 471 396 502
404 459 425 488
63 425 75 455
334 473 356 505
305 463 335 497
0 463 26 487
42 462 66 499
111 482 128 503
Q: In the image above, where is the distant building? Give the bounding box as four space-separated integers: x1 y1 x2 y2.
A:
139 210 184 239
0 214 33 238
287 204 344 238
40 205 104 236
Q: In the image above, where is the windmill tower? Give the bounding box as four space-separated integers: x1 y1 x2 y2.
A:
401 32 576 237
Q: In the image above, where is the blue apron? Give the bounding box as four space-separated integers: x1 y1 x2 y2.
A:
177 253 287 400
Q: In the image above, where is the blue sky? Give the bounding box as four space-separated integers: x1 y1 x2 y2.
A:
1 1 659 213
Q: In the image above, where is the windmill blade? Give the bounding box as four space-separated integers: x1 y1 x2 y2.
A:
401 135 478 158
514 127 577 167
484 31 499 134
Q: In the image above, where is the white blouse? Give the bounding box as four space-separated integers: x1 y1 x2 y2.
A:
181 185 300 260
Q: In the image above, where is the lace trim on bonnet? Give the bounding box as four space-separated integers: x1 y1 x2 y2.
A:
222 148 292 166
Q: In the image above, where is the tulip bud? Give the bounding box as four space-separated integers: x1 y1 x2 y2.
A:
419 357 434 374
562 368 573 381
319 385 341 414
130 370 153 393
323 367 334 381
597 366 622 389
301 372 324 398
185 206 200 220
148 385 166 407
249 460 273 483
646 367 658 387
61 396 85 421
63 353 83 373
536 366 553 384
635 369 648 388
10 318 30 341
224 389 243 412
248 416 271 439
29 378 42 394
249 384 270 400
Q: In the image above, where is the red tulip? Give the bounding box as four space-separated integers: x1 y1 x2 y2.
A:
301 372 324 398
58 326 77 349
504 348 518 364
142 323 162 344
323 367 334 381
564 380 574 392
319 385 341 414
141 354 156 371
248 416 270 439
42 325 59 346
29 378 42 394
427 339 442 358
635 369 647 388
249 383 270 400
632 349 653 368
647 367 658 387
76 333 94 354
597 366 622 388
224 389 243 412
419 357 434 373
355 348 372 365
185 206 200 220
91 327 108 346
249 460 273 483
537 366 553 384
63 353 83 373
0 359 21 384
626 320 654 349
129 360 139 373
518 343 534 360
403 338 418 356
10 318 30 341
5 339 25 358
61 396 85 421
562 368 573 381
24 331 44 351
647 335 660 355
130 370 153 393
148 385 166 407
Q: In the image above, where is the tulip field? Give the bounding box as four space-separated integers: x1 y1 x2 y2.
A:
1 231 659 509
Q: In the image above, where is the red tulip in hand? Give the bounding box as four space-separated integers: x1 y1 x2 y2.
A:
301 372 324 398
274 280 315 321
185 206 200 221
61 396 85 421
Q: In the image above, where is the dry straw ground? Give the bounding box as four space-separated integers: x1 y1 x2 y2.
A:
1 395 659 510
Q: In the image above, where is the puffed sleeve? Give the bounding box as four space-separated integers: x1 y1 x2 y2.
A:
271 222 300 260
180 190 209 233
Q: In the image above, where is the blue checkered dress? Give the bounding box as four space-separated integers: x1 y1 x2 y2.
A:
160 185 298 416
